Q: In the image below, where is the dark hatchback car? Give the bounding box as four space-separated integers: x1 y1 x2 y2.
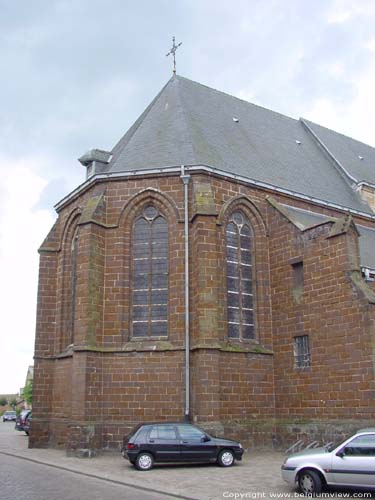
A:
15 410 32 433
122 422 244 471
23 412 32 435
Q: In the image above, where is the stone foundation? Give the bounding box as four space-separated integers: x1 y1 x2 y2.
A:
30 417 373 455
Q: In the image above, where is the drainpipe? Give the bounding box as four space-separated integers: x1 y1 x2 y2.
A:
180 165 191 422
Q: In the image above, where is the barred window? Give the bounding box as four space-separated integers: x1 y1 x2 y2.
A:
132 205 168 338
226 211 255 340
294 335 310 368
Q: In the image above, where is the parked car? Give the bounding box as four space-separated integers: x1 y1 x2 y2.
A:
15 410 32 433
282 428 375 495
122 422 244 471
2 411 16 422
23 412 32 435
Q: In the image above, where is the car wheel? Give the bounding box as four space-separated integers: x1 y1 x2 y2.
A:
298 469 322 496
217 449 235 467
135 452 154 471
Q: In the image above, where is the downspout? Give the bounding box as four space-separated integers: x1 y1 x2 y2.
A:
180 165 191 422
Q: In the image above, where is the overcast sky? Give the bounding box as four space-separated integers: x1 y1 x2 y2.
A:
1 0 375 394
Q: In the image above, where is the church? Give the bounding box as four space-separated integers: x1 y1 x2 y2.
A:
30 74 375 453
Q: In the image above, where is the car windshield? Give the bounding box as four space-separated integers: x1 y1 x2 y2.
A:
326 437 349 452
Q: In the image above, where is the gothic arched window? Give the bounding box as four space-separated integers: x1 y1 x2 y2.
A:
132 205 168 338
61 225 79 349
226 211 255 340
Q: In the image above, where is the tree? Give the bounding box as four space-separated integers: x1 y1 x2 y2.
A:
22 381 33 406
10 398 17 409
0 398 7 406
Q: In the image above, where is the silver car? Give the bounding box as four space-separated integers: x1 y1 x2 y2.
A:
2 411 16 422
282 429 375 495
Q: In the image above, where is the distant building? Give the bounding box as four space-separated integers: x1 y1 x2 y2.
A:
31 75 375 453
20 365 34 410
25 365 34 386
0 393 21 411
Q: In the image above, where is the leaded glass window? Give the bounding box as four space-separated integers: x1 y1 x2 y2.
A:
132 206 168 338
293 335 310 369
69 229 79 344
226 211 255 340
62 225 78 350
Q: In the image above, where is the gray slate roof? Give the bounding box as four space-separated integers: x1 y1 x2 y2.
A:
304 120 375 185
357 225 375 270
278 203 335 230
107 75 375 215
278 203 375 270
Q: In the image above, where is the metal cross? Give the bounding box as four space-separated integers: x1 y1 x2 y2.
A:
166 36 182 74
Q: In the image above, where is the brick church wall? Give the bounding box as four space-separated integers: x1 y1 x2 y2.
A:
267 203 375 445
30 171 375 451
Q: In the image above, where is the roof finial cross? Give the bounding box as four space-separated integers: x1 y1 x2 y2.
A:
166 36 182 74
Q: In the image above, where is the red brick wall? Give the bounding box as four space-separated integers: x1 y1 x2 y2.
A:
268 204 375 422
31 171 375 451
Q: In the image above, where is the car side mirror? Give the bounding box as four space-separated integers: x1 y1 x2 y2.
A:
201 435 210 443
336 450 345 458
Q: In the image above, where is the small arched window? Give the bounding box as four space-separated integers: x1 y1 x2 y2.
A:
226 211 255 340
132 205 168 338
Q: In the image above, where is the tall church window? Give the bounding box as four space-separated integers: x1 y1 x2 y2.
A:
132 205 168 338
69 229 79 343
62 226 79 349
226 211 255 340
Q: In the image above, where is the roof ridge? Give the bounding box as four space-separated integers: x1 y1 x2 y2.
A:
302 117 375 151
110 76 175 162
173 76 199 164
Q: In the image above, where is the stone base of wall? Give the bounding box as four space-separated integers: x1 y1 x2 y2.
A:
29 417 375 454
29 418 102 456
28 419 51 448
66 422 103 457
275 419 375 451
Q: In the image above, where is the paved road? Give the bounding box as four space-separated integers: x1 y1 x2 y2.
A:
0 453 180 500
2 421 372 499
1 421 291 499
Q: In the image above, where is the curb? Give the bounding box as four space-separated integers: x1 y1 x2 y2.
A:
0 450 200 500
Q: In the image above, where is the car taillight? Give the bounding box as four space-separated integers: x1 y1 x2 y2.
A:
127 443 136 449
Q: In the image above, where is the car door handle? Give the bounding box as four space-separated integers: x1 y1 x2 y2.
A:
181 440 188 444
149 439 155 443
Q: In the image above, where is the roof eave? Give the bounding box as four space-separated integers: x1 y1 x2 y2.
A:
53 165 375 221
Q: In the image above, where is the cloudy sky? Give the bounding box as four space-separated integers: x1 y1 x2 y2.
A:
1 0 375 394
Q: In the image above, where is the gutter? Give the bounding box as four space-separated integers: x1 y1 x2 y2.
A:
54 165 375 221
180 165 191 422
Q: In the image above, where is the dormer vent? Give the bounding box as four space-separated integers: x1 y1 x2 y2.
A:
79 149 112 179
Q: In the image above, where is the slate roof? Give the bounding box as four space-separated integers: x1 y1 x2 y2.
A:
277 203 335 230
357 225 375 270
303 120 375 185
277 203 375 270
106 74 375 215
